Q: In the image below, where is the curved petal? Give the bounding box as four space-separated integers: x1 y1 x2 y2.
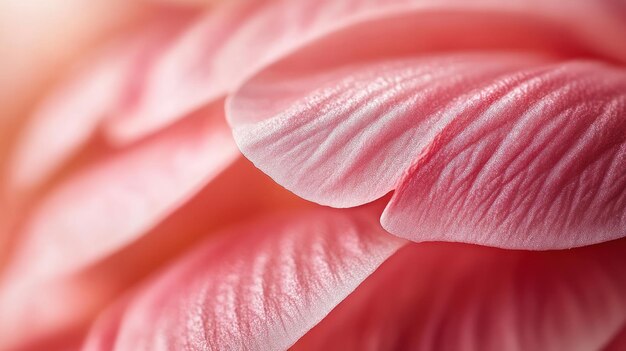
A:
294 238 626 351
82 204 404 351
7 15 192 191
229 53 550 207
104 0 264 142
0 0 147 177
380 59 626 249
604 326 626 351
107 0 626 143
0 156 309 351
5 101 238 284
228 51 626 249
0 273 104 351
82 298 128 351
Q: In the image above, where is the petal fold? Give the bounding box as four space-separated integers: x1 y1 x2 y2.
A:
7 101 238 283
294 239 626 350
229 52 626 249
381 59 626 249
110 0 626 142
82 205 404 351
9 15 191 190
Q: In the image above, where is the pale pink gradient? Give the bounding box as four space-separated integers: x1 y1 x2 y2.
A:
0 0 624 350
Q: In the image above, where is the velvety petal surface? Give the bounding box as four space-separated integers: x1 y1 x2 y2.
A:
8 15 191 191
82 204 404 351
294 238 626 351
0 157 308 351
604 326 626 351
381 59 626 249
103 0 263 142
107 0 626 143
229 51 626 249
5 101 238 284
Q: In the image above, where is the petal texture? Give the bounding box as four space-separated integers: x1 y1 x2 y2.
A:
381 59 626 248
229 52 626 249
0 157 308 351
294 239 626 351
7 102 238 283
8 16 191 190
604 326 626 351
82 205 404 351
108 0 626 142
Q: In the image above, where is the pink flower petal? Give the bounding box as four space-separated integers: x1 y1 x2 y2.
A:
6 101 238 284
604 326 626 351
82 298 128 351
229 53 548 207
381 59 626 248
294 238 626 350
82 204 404 351
107 0 626 143
229 50 626 249
104 0 263 143
7 15 193 191
0 156 309 351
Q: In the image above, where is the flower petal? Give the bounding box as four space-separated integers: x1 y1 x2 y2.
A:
108 0 626 143
82 204 404 351
104 0 263 143
294 239 626 350
229 51 626 249
381 59 626 249
604 326 626 351
229 53 550 207
0 156 308 351
7 15 192 191
7 101 238 283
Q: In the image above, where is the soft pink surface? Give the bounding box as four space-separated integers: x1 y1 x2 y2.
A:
225 0 626 249
104 0 626 142
381 58 626 248
5 102 237 284
229 52 625 249
1 0 624 349
82 204 404 351
0 157 308 351
294 238 626 351
8 15 192 191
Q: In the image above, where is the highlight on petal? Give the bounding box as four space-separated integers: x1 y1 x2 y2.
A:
103 0 264 143
82 204 404 351
8 15 192 191
82 298 128 351
106 0 626 143
6 101 238 284
381 58 626 249
230 53 552 207
0 275 105 351
604 326 626 351
294 238 626 351
0 156 309 351
228 50 626 249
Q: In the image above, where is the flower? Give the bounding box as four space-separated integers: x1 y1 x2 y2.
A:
1 0 625 350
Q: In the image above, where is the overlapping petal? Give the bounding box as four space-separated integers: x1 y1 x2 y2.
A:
294 238 626 350
82 204 404 351
228 53 626 249
2 0 624 349
8 15 192 191
0 156 308 351
604 326 626 351
107 0 626 143
381 58 626 248
230 53 551 207
5 101 237 283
